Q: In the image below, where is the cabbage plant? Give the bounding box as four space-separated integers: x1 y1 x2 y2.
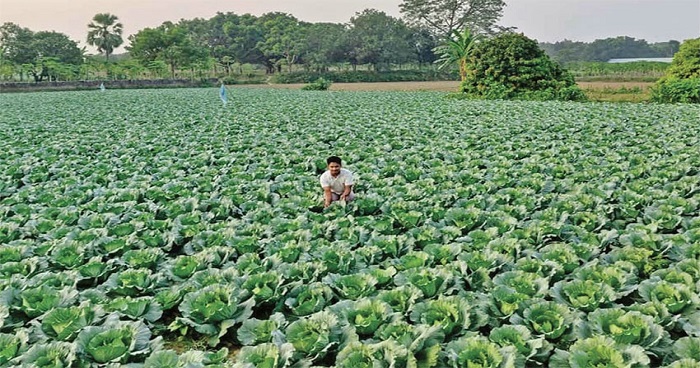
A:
444 335 516 368
410 296 471 336
374 323 444 368
37 301 101 341
489 285 531 319
76 314 159 364
334 341 382 368
324 273 378 300
493 271 550 299
104 268 156 297
284 310 348 361
377 285 423 314
241 270 284 305
154 285 185 311
234 343 295 368
172 284 254 346
579 309 667 349
550 335 650 368
122 248 165 270
638 280 699 314
237 313 286 346
49 240 85 270
489 325 545 363
573 261 638 298
18 285 78 318
144 350 180 368
0 330 28 365
107 296 163 323
394 267 453 298
19 341 77 367
283 282 334 317
551 279 616 312
511 300 578 341
673 337 700 361
335 298 393 336
77 256 112 281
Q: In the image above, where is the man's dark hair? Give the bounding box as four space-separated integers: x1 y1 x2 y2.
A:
327 156 342 165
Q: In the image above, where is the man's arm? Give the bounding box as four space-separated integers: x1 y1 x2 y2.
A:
340 184 353 201
323 186 332 208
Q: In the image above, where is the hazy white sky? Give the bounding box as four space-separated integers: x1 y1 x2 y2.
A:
1 0 698 53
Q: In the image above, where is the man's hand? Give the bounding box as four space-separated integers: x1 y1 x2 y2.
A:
340 194 347 202
323 186 332 208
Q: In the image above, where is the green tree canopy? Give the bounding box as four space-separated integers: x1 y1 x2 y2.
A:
256 12 306 73
347 9 414 71
87 13 124 62
127 22 208 77
651 37 700 103
31 31 83 65
461 32 584 101
399 0 506 37
433 27 478 82
301 22 348 72
0 22 35 65
667 38 700 79
1 23 83 81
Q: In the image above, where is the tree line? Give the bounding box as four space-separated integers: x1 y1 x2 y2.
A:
541 37 680 63
0 0 683 83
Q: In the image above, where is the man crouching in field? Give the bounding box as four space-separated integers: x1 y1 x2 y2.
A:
320 156 355 208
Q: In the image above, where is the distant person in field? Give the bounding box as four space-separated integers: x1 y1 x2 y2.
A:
320 156 355 208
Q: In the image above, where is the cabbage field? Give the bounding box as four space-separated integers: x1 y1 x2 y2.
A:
1 88 700 367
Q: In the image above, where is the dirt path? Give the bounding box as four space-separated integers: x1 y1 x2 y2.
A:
235 80 653 92
234 81 460 92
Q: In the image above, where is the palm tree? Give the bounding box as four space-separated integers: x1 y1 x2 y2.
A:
87 13 124 62
433 27 478 83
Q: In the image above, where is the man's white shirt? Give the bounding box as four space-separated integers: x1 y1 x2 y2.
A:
320 168 354 195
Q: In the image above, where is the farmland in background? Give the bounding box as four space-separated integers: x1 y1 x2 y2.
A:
1 88 699 367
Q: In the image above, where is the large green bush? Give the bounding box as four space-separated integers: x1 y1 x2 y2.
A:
650 78 700 103
651 38 700 103
461 33 585 101
666 38 700 79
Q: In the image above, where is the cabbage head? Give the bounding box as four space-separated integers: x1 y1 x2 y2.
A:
173 284 254 346
20 341 76 368
511 300 577 341
410 296 471 336
40 302 99 341
76 315 155 364
340 298 393 336
234 343 295 368
444 335 515 368
550 336 649 368
489 325 544 361
551 279 615 312
284 311 345 360
673 337 700 361
377 285 423 314
638 280 699 314
0 330 28 365
324 273 378 300
582 309 666 348
19 285 77 318
284 282 334 317
237 313 286 346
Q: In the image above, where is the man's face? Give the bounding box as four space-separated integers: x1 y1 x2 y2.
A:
328 162 341 176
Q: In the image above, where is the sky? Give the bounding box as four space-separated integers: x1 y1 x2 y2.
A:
1 0 698 53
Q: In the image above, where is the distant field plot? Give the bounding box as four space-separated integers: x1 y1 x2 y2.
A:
1 88 699 367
